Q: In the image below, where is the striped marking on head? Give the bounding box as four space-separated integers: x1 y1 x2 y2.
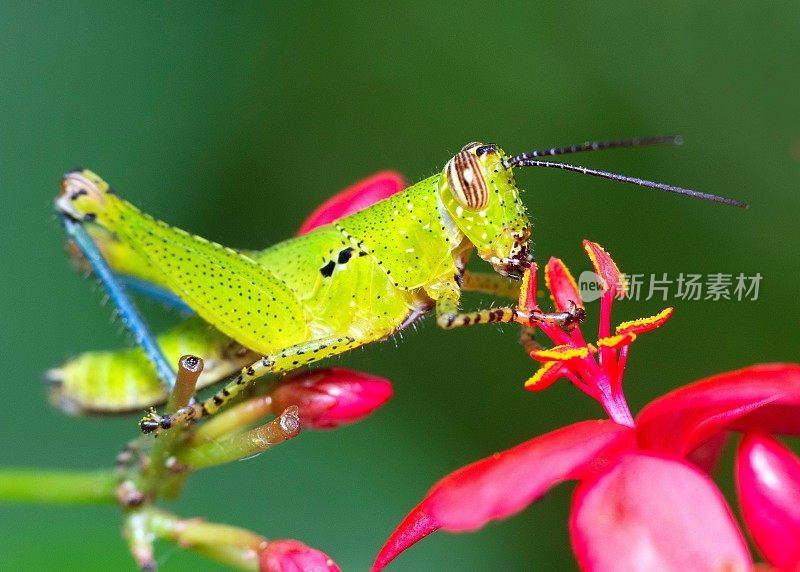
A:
446 142 489 210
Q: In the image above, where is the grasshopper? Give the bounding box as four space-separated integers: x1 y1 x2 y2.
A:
53 137 745 432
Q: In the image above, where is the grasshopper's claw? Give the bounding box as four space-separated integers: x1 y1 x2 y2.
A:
139 418 159 434
139 409 172 435
564 300 587 330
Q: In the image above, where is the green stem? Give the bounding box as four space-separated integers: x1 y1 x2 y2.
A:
147 507 265 570
124 509 156 571
192 394 274 445
177 406 299 469
142 356 202 497
0 469 118 504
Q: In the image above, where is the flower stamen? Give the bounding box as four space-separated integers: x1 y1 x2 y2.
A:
521 241 673 428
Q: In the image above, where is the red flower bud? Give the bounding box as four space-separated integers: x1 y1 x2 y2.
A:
297 171 406 235
271 368 393 430
260 539 340 572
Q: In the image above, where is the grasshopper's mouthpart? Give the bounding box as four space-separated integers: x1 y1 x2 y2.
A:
489 244 533 280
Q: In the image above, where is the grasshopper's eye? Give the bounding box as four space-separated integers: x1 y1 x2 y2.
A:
446 148 489 210
461 142 496 157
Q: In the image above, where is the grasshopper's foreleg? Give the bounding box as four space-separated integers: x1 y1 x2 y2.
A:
139 334 364 434
433 281 585 331
459 271 540 351
456 272 570 349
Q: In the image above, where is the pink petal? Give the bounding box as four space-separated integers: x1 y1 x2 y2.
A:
570 453 752 572
686 431 729 475
371 506 438 572
636 363 800 457
372 420 632 571
545 257 583 311
271 368 393 430
736 432 800 570
260 539 341 572
297 171 406 234
582 241 625 299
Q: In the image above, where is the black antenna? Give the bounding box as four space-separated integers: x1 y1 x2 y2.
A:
506 135 682 162
503 136 747 209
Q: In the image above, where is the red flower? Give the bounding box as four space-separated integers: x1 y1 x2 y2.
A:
260 539 341 572
373 241 800 571
523 241 672 426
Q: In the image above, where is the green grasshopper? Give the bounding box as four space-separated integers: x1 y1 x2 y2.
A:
53 137 745 432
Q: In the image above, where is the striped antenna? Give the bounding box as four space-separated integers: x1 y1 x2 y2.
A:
503 136 747 208
505 135 682 162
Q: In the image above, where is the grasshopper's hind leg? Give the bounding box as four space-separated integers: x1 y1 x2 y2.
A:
140 334 365 434
60 216 177 387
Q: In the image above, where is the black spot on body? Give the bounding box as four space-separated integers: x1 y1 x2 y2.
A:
337 247 354 264
320 260 336 277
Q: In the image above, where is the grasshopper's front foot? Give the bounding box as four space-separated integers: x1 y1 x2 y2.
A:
140 403 202 435
523 300 586 331
563 301 587 331
139 408 173 435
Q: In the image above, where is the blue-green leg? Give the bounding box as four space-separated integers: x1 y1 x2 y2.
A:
61 216 176 388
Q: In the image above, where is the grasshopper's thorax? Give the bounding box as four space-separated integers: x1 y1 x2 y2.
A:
57 169 117 225
437 142 532 279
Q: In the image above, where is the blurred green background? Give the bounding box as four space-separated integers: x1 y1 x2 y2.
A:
1 2 798 570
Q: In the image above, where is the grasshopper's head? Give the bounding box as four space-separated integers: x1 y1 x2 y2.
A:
438 142 532 279
56 169 114 224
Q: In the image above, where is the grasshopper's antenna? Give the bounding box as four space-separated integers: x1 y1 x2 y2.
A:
504 136 748 209
506 135 682 161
